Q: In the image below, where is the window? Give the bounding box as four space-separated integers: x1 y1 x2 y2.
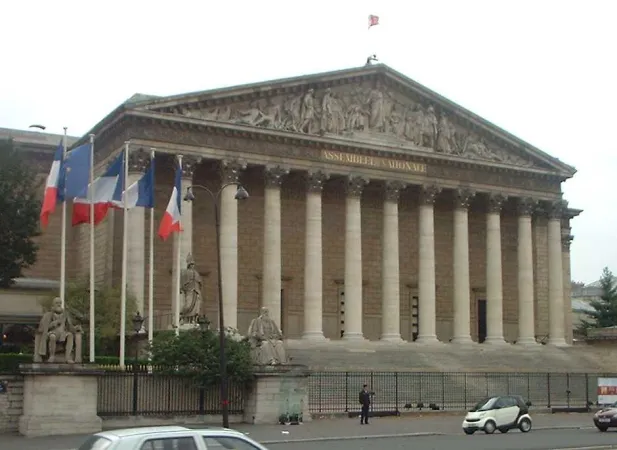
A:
140 437 198 450
501 397 519 408
203 436 261 450
77 436 112 450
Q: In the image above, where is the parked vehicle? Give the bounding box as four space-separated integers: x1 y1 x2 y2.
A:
462 394 532 435
594 402 617 431
76 426 270 450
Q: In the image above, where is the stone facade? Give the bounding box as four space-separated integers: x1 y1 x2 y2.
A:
0 375 23 434
14 64 581 351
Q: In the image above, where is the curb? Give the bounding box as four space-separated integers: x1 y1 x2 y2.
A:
260 432 441 444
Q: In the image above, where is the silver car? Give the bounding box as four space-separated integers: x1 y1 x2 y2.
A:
76 426 271 450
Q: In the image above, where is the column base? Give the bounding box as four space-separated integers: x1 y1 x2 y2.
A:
516 337 539 345
450 336 474 345
301 331 329 341
379 334 404 343
415 335 441 345
341 332 366 341
547 337 569 347
483 336 508 345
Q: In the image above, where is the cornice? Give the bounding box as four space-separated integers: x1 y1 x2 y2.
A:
120 109 564 184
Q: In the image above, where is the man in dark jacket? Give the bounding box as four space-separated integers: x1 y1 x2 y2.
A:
359 384 371 424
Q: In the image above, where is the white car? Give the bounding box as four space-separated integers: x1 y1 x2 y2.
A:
76 426 271 450
462 395 533 435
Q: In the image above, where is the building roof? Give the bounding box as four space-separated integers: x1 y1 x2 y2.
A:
0 127 79 149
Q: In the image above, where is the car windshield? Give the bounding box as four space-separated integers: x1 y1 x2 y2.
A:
470 397 497 412
77 436 113 450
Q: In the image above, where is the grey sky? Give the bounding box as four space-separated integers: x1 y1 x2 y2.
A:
1 0 614 283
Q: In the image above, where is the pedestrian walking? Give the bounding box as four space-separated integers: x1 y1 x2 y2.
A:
359 384 371 424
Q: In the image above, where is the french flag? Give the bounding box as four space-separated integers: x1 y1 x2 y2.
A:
39 142 64 228
72 152 124 226
158 161 182 241
112 157 155 209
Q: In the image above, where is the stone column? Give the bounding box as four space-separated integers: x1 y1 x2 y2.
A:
172 156 198 326
562 228 574 344
416 185 442 344
451 188 475 344
380 180 406 342
302 170 329 340
126 151 149 315
517 197 537 345
262 165 289 328
342 175 369 341
219 160 246 330
547 200 567 346
484 193 507 345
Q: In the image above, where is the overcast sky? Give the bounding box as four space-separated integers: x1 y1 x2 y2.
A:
1 0 614 284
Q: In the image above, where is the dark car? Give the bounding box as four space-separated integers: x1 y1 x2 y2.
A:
594 402 617 431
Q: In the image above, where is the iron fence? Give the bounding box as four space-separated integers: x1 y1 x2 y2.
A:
97 369 245 416
308 371 617 414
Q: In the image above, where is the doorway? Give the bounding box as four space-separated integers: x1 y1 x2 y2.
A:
477 299 487 343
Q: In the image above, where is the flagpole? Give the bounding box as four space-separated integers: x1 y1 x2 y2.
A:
60 127 68 309
88 134 96 363
174 154 183 336
148 149 155 347
119 141 130 368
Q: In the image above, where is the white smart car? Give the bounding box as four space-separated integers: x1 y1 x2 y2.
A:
462 394 533 435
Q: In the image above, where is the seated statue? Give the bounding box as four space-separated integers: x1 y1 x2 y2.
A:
247 307 288 365
33 297 82 364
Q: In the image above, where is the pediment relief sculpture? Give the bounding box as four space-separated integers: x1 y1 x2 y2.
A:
174 83 535 168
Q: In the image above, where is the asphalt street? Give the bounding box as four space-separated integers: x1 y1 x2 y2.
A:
266 429 617 450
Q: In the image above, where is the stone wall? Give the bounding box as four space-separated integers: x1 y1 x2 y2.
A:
0 375 24 433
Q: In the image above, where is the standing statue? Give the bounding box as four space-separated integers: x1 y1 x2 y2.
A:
34 297 82 364
247 307 288 365
180 253 203 322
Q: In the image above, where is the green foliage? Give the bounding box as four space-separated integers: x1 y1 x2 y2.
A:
149 329 253 387
0 139 42 287
40 280 137 356
579 267 617 332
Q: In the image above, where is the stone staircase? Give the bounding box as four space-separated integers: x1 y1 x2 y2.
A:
286 340 617 413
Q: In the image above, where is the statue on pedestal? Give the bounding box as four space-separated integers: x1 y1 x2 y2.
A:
247 307 288 365
180 253 203 324
33 297 82 364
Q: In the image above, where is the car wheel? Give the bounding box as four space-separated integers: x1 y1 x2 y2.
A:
518 417 532 433
484 420 496 434
463 428 475 435
498 427 509 433
596 426 608 432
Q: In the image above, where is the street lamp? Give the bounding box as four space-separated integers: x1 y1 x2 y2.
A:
184 182 249 428
131 312 144 414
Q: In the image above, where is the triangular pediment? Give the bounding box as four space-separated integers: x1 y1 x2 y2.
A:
134 65 575 176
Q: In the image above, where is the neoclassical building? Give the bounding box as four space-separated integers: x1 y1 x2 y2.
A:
23 64 581 346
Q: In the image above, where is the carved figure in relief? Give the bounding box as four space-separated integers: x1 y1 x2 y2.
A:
403 106 423 145
299 89 316 133
320 88 333 133
366 89 386 131
388 108 405 137
419 105 438 148
436 113 455 153
329 93 347 134
346 104 365 131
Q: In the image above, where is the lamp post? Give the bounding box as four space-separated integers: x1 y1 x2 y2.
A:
184 183 249 428
131 311 144 415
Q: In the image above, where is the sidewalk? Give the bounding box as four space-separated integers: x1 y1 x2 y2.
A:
3 412 597 450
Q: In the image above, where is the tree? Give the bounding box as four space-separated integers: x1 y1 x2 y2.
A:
40 280 137 356
149 328 254 387
0 139 42 287
579 267 617 332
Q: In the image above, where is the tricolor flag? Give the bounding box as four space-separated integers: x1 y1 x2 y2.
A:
158 160 182 241
72 151 124 226
112 157 155 209
39 142 64 228
368 14 379 29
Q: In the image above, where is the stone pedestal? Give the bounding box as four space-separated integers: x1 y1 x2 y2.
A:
243 365 311 425
18 363 103 437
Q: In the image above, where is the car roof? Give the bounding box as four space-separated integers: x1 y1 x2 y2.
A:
97 426 243 439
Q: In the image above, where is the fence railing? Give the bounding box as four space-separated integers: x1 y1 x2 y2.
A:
308 371 616 414
97 370 245 416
